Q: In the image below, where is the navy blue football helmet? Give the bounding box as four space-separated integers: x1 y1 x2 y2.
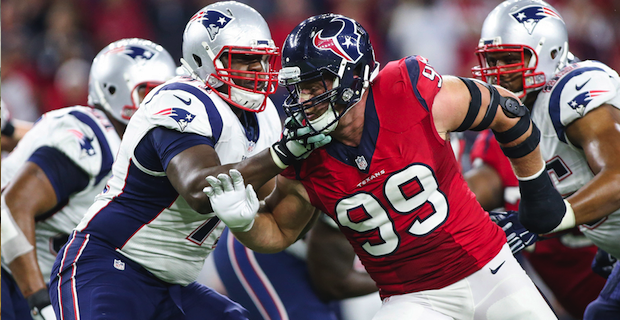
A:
279 14 379 134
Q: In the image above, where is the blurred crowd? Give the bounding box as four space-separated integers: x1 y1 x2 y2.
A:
2 0 619 122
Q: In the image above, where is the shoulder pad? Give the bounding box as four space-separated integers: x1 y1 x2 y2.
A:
142 80 224 141
549 61 620 126
44 107 109 178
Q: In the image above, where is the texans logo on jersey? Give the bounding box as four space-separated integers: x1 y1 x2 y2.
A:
511 6 562 35
189 9 234 41
107 45 156 62
154 108 196 132
567 90 608 116
313 17 362 63
68 129 96 158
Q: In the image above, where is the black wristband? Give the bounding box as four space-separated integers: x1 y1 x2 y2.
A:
27 288 52 311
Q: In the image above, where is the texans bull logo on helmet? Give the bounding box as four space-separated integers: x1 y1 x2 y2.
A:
189 9 234 41
510 5 563 35
312 17 363 63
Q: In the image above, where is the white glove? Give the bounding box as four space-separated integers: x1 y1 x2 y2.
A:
203 169 259 232
269 116 332 169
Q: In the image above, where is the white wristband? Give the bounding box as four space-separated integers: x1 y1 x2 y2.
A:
546 200 576 234
1 196 34 264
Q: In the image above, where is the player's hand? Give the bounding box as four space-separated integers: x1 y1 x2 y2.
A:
270 116 332 169
203 169 258 232
591 248 617 279
489 211 538 255
28 288 56 320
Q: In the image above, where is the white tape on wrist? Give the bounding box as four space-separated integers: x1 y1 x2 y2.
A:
269 146 289 169
1 196 34 264
516 161 546 181
547 200 576 234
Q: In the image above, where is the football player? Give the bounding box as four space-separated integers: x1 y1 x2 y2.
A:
1 38 175 320
47 2 322 319
472 0 620 318
204 13 573 319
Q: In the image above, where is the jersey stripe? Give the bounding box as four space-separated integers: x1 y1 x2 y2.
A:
405 56 429 111
549 66 605 143
150 82 224 143
68 111 114 185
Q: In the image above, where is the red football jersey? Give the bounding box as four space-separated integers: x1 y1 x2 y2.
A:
469 129 605 318
282 56 505 298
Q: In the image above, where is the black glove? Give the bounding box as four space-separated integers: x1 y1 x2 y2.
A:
489 211 538 255
27 288 56 320
592 248 617 279
270 116 332 169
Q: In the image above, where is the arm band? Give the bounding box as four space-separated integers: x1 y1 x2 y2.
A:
2 121 15 137
517 168 567 234
1 195 34 264
500 122 540 158
471 83 500 131
455 77 482 132
492 114 531 144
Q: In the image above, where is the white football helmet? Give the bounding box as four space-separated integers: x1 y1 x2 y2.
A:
472 0 569 98
88 38 176 124
181 1 279 112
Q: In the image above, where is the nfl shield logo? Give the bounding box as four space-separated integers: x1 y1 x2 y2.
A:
355 155 368 171
114 259 125 271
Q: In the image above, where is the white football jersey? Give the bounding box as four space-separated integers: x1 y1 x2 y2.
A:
1 106 121 282
76 77 282 285
532 60 620 259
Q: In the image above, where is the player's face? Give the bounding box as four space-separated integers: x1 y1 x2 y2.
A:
297 78 334 121
221 53 270 91
484 50 532 93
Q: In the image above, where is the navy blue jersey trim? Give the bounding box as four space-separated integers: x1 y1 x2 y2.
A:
146 82 224 143
135 127 214 172
549 66 605 143
28 146 90 204
69 111 114 185
405 56 429 112
325 88 379 173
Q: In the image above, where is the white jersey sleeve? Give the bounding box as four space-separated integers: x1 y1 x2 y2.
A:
551 61 620 129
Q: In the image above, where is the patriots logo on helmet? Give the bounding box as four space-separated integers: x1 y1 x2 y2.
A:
107 46 156 62
567 90 608 117
189 9 234 41
511 6 562 35
68 129 96 158
155 108 196 132
313 17 362 63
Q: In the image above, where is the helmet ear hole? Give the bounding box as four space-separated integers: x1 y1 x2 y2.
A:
550 48 559 59
193 54 203 68
108 86 116 95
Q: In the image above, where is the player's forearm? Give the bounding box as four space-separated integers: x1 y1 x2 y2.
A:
231 211 295 253
567 169 620 225
8 252 48 297
234 148 284 192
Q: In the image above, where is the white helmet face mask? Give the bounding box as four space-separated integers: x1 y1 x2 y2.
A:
88 38 177 124
181 1 280 112
472 0 569 99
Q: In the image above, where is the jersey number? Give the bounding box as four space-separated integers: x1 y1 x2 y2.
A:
335 164 449 257
187 217 221 245
422 65 442 88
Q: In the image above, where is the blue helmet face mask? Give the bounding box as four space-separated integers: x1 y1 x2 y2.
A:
279 14 379 134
